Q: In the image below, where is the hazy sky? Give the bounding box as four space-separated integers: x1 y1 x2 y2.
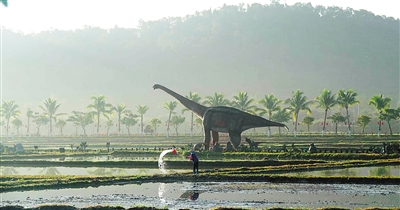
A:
1 0 398 34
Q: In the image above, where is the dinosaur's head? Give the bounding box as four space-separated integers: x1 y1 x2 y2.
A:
153 84 161 90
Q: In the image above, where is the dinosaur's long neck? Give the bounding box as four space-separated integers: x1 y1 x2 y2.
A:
154 84 208 118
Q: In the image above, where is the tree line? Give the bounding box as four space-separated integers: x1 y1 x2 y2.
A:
1 89 399 138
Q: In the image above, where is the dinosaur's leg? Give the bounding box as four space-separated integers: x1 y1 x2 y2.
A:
204 128 211 151
229 132 241 149
212 131 219 145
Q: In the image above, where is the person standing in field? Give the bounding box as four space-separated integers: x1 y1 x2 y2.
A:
188 151 199 174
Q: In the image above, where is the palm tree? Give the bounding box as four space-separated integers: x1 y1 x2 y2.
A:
337 89 360 136
105 119 114 136
231 91 257 114
257 94 282 137
356 114 371 135
380 108 399 135
1 100 21 138
284 90 313 137
163 101 178 138
368 94 391 137
38 98 65 137
136 105 150 136
26 108 34 137
327 112 347 136
182 92 201 137
87 95 113 136
203 92 230 106
55 119 67 136
270 109 291 136
149 118 162 134
315 89 337 137
301 116 314 134
111 104 129 136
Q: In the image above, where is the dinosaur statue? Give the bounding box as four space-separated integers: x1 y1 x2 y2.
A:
153 84 288 150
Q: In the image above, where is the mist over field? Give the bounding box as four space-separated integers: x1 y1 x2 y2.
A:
2 2 399 135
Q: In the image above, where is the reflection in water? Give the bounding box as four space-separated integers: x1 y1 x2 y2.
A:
294 166 399 177
136 168 149 175
179 183 203 201
369 166 391 177
322 168 359 177
158 183 167 203
39 167 61 175
87 168 127 175
1 167 19 175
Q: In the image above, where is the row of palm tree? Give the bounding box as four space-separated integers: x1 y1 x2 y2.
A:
1 89 399 137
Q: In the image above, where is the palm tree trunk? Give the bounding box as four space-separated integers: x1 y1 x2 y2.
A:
378 120 381 137
49 115 53 137
346 107 351 137
97 113 100 136
6 119 10 138
27 117 30 137
294 112 298 137
387 120 392 135
322 110 327 137
141 115 144 136
335 123 338 136
167 112 172 138
118 114 121 136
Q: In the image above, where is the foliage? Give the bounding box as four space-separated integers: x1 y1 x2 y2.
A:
87 95 113 136
121 113 138 135
111 104 130 135
315 89 337 134
137 105 150 135
1 100 21 137
369 94 391 134
356 114 371 134
33 112 49 136
67 111 93 136
327 112 347 135
301 116 314 132
170 115 185 135
284 90 313 135
163 101 178 137
149 118 162 134
55 119 67 136
38 98 65 137
203 92 230 106
256 94 282 120
231 91 257 114
183 92 202 136
337 89 359 134
11 118 23 135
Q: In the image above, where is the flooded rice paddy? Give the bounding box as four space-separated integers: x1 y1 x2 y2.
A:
2 182 399 209
2 165 399 177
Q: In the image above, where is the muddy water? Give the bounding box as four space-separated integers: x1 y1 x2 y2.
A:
1 182 399 209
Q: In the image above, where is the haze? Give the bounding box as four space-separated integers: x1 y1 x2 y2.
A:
1 0 399 135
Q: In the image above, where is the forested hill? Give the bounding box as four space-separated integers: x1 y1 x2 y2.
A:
3 2 399 112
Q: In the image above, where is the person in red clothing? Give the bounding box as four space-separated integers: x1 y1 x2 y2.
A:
188 151 199 174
